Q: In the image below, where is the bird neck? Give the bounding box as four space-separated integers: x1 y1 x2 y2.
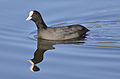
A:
34 18 47 30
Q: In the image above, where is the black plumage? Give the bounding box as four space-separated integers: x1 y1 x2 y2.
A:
26 10 89 40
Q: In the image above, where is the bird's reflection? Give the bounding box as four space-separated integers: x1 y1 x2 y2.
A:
27 38 85 72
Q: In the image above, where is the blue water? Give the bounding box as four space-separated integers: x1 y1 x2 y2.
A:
0 0 120 79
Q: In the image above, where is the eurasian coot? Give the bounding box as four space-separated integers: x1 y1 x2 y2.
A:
26 10 89 40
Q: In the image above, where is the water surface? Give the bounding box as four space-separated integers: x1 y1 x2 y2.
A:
0 0 120 79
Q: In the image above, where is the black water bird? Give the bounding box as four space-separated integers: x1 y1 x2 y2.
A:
26 10 89 40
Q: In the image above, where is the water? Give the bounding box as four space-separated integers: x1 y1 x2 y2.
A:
0 0 120 79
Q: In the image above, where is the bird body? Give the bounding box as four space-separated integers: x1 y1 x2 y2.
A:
38 24 89 40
